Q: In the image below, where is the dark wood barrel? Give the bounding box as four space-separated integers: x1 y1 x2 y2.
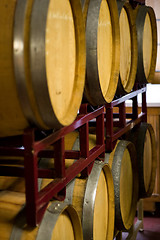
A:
0 0 86 137
126 122 157 199
0 190 83 240
82 0 120 105
105 140 138 231
116 1 138 96
135 5 157 83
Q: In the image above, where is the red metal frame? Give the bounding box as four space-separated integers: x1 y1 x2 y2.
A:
0 104 105 226
105 86 147 152
0 85 147 226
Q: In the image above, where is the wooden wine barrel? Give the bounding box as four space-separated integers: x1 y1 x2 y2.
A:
0 0 85 137
135 5 157 83
38 133 114 239
0 190 83 240
116 1 137 96
105 140 138 231
66 161 115 240
126 122 157 199
82 0 120 105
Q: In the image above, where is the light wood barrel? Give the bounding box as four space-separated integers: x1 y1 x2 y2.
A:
82 0 120 105
116 1 137 95
135 5 157 83
66 161 115 240
105 140 138 231
0 0 85 137
126 122 157 199
0 190 83 240
60 133 115 239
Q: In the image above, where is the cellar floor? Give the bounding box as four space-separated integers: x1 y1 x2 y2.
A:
122 203 160 240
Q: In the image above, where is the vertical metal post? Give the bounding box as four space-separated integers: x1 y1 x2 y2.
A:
79 103 90 177
119 102 126 127
96 107 105 158
24 129 38 226
132 96 138 120
142 91 147 122
54 137 65 178
79 122 89 177
54 137 66 199
106 104 114 152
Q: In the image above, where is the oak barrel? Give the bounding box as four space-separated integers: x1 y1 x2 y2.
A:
27 133 114 240
116 1 138 95
63 134 115 240
0 190 83 240
66 161 115 240
126 122 157 199
40 133 115 240
82 0 120 105
0 0 85 137
135 5 157 83
105 140 138 231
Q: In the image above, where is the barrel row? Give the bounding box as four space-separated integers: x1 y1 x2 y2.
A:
0 122 156 239
0 0 157 137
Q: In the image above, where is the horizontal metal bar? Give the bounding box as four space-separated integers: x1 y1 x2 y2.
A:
66 145 105 183
106 87 146 108
0 166 56 178
106 113 146 141
37 144 105 210
113 113 134 119
38 150 80 160
65 150 81 159
33 107 104 152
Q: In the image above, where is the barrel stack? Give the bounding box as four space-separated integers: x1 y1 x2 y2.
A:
135 4 157 84
0 0 86 137
116 1 138 96
0 0 158 240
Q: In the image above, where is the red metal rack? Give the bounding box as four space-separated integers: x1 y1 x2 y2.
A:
0 104 105 226
105 86 147 152
0 85 147 227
